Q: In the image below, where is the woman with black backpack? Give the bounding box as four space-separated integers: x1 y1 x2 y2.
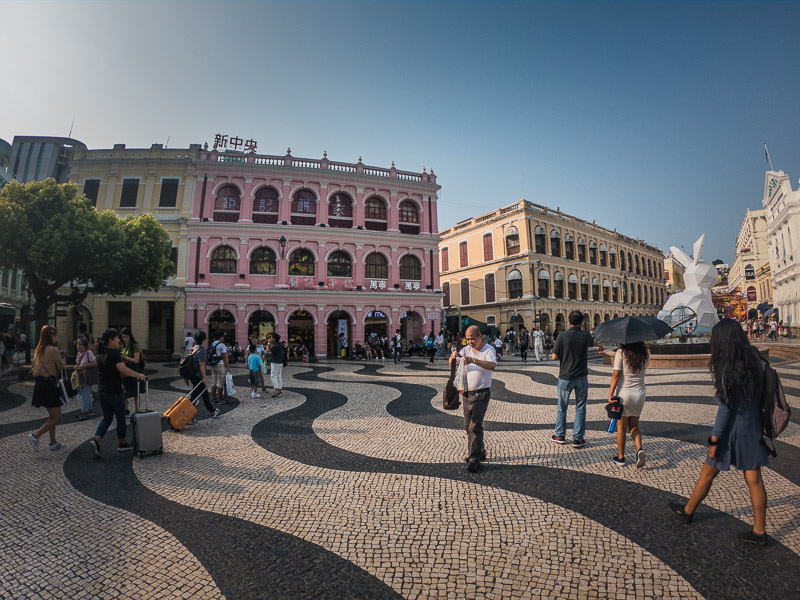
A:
668 318 770 545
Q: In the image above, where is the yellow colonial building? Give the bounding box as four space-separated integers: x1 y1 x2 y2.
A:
58 143 201 357
439 200 667 333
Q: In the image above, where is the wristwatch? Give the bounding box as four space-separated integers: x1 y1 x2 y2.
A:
707 437 720 446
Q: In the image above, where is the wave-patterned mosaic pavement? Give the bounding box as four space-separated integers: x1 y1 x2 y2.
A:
3 351 800 599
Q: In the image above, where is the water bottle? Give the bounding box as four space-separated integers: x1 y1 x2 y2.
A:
607 418 617 433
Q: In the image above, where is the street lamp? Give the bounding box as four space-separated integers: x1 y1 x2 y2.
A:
279 235 287 259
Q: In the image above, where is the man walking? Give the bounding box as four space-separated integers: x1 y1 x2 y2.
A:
392 329 402 364
208 331 229 404
551 311 595 448
518 327 530 363
450 325 496 473
269 333 285 397
533 325 545 362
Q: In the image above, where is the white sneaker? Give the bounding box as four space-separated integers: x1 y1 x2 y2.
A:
28 433 39 452
49 442 66 451
636 449 646 468
254 393 261 398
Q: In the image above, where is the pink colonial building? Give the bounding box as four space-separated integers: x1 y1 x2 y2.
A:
185 147 442 357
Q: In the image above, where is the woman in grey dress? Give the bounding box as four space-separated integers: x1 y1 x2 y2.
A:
668 319 770 545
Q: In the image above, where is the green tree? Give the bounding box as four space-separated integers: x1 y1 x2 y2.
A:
0 179 175 340
712 259 724 265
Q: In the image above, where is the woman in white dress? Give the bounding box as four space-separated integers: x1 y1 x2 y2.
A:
608 342 650 468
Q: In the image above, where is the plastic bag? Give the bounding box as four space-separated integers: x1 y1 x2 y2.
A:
454 358 469 392
225 371 236 397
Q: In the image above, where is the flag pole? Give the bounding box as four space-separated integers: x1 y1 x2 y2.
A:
764 143 775 171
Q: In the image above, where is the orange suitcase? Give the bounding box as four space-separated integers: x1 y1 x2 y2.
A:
164 382 201 430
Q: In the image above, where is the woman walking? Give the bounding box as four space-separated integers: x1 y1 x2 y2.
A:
608 342 650 468
27 326 67 452
88 329 146 457
668 318 770 545
120 327 143 415
74 336 97 420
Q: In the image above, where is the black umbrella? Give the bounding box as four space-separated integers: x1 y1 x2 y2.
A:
593 316 673 346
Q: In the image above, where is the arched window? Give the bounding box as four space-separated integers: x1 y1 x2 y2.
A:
622 282 628 303
365 197 388 231
327 250 352 277
568 273 578 299
508 269 523 299
288 249 315 275
612 280 619 302
592 277 600 301
253 187 279 224
620 251 626 271
399 254 421 280
564 233 575 260
537 268 550 298
637 284 642 304
291 189 317 226
627 252 633 272
484 273 496 303
644 286 649 304
578 237 587 262
210 246 237 274
398 200 420 235
442 281 450 306
744 263 755 280
461 278 470 305
365 252 388 279
609 247 617 269
249 247 276 275
580 275 589 300
599 243 608 267
505 226 520 255
213 185 241 222
647 259 652 277
553 271 564 298
328 193 353 229
534 225 546 254
602 279 611 302
550 230 562 258
589 241 598 265
630 283 635 303
635 255 641 274
658 263 663 279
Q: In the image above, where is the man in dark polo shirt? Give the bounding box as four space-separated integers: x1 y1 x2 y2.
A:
551 311 597 448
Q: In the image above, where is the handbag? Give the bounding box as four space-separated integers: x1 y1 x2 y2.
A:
70 369 84 390
605 396 623 420
442 359 461 410
454 358 469 392
225 371 236 397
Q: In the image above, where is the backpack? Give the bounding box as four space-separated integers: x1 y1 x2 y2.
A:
758 352 791 457
208 341 223 365
179 348 200 379
425 337 436 349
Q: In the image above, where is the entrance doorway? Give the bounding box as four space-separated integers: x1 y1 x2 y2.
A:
288 309 314 356
327 310 351 357
364 311 389 344
555 313 565 333
148 301 174 350
400 310 424 344
248 310 275 343
208 309 236 343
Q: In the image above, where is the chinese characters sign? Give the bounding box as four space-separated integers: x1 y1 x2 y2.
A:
213 133 258 153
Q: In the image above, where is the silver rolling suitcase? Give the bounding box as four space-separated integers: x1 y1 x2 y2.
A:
130 380 163 457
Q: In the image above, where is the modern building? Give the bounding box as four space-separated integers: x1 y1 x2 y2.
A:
728 208 769 316
0 136 87 341
60 143 201 356
762 170 800 334
438 200 667 334
185 147 442 356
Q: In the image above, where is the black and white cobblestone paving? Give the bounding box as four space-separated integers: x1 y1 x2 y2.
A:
2 352 799 599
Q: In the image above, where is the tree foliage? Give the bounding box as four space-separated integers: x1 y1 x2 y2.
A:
0 179 175 335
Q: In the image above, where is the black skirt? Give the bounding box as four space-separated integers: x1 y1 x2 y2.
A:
32 376 61 408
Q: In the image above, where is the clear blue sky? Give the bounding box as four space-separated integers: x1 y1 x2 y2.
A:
3 0 799 264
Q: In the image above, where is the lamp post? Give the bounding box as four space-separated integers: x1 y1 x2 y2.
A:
279 235 286 259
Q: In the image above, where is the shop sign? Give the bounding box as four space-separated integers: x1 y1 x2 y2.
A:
369 280 387 290
366 311 387 319
326 278 354 290
288 277 315 289
746 286 757 301
427 313 437 321
213 133 258 153
404 281 421 291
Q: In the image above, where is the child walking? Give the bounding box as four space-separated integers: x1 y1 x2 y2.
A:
247 344 262 398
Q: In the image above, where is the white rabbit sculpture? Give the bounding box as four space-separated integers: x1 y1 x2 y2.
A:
657 234 719 334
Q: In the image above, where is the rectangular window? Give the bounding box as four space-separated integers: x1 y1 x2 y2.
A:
483 234 493 262
486 315 496 326
159 178 180 207
120 179 139 207
83 179 101 206
484 273 495 303
443 282 450 306
459 242 468 268
169 247 178 268
461 278 470 305
441 247 449 272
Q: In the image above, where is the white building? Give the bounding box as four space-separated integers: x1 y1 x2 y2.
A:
728 208 769 316
762 171 800 335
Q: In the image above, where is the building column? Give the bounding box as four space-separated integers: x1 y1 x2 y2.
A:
390 247 400 288
352 306 365 345
240 178 254 222
388 193 400 232
279 180 292 223
236 238 250 287
354 188 365 228
318 185 329 227
314 312 327 357
354 245 365 288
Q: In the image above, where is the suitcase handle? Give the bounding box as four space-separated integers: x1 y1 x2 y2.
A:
135 378 149 412
188 380 207 406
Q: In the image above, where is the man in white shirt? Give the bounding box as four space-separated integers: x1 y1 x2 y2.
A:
532 326 545 362
184 332 194 354
450 325 497 473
